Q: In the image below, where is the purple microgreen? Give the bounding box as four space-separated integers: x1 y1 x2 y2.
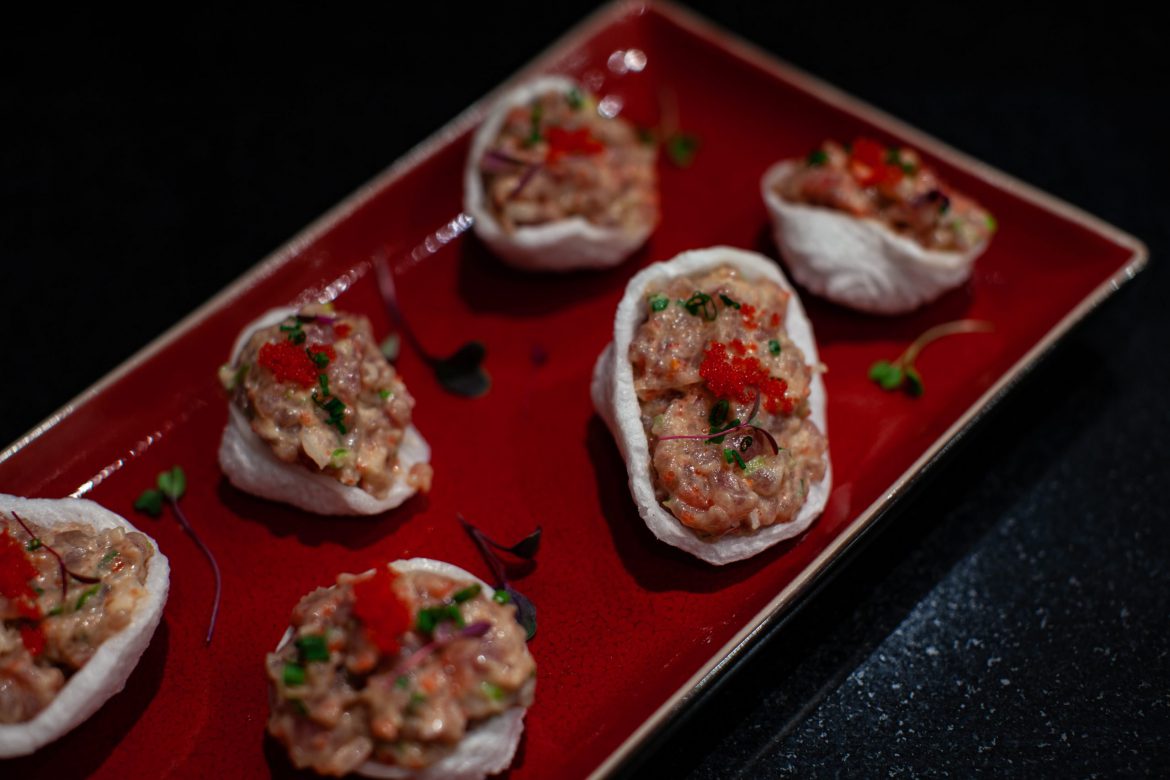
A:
481 148 530 173
135 466 221 645
393 621 492 677
9 511 100 607
508 163 543 200
659 391 779 456
458 514 540 640
869 320 993 398
374 258 491 398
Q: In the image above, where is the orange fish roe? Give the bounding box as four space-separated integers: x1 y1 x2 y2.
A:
700 342 794 414
258 341 335 388
546 126 605 164
0 526 45 655
352 567 411 656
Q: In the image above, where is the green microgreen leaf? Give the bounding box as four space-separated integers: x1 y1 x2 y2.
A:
156 466 186 501
868 360 905 391
904 366 924 398
134 488 164 517
433 341 491 398
665 132 699 168
708 399 730 428
807 148 829 166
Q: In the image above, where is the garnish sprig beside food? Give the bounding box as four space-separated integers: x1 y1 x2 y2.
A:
592 247 831 564
869 319 994 397
266 558 536 778
464 75 660 271
0 494 169 757
217 304 432 515
134 465 220 645
761 137 997 314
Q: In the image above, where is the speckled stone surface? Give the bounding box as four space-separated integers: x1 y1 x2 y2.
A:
3 3 1167 777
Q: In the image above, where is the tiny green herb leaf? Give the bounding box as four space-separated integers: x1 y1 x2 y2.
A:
452 584 482 604
492 589 511 605
868 360 904 391
283 663 306 686
134 489 164 517
807 148 829 166
904 366 924 397
868 320 993 397
157 466 187 501
708 399 730 428
665 132 699 168
648 293 670 312
768 339 781 355
378 388 393 400
26 538 42 551
295 634 330 663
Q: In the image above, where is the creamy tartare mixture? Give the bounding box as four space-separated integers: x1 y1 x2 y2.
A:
267 566 536 776
628 266 828 537
0 514 153 723
775 138 995 251
221 305 432 498
479 85 659 234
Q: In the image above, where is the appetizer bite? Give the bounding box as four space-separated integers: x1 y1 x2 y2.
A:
267 558 536 778
218 305 432 515
591 247 831 565
0 494 169 757
761 138 996 314
463 75 660 271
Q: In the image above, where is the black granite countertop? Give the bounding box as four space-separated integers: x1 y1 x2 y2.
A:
3 4 1166 776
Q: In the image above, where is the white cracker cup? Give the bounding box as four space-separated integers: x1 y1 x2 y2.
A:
463 75 655 272
0 494 170 758
590 246 832 565
761 160 988 315
218 308 431 516
272 558 529 780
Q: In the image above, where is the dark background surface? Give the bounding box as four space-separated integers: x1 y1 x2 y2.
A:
3 3 1167 776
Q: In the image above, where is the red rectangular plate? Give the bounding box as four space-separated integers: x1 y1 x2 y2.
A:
0 2 1145 778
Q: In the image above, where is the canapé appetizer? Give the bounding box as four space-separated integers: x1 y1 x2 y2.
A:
463 75 659 271
218 305 431 515
267 558 536 778
761 138 996 314
0 494 169 757
592 247 831 565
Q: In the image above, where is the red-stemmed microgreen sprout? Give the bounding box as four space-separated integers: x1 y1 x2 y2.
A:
135 466 221 645
657 391 781 457
458 514 540 640
9 511 100 607
392 621 491 677
869 320 994 397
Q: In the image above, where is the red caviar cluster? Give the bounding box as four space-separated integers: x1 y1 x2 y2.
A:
352 566 411 656
0 526 45 655
700 341 794 415
546 126 604 164
258 341 336 388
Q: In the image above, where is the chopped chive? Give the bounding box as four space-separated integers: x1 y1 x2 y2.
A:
768 339 781 355
481 681 505 701
26 538 42 551
986 214 998 232
492 590 511 605
718 293 741 309
378 388 392 400
395 675 410 689
525 103 543 147
283 663 306 686
683 292 717 321
566 88 583 110
408 692 428 712
739 435 754 452
75 584 101 611
807 148 829 166
416 604 463 634
307 348 330 368
98 549 120 569
648 293 669 312
295 634 330 663
452 584 482 604
723 448 747 469
708 399 729 427
48 605 64 617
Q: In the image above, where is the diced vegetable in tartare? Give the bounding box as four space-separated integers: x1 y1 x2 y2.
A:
267 559 535 778
761 138 997 314
464 76 659 271
218 305 431 515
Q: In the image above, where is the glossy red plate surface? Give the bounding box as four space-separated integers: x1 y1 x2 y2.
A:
0 3 1145 778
